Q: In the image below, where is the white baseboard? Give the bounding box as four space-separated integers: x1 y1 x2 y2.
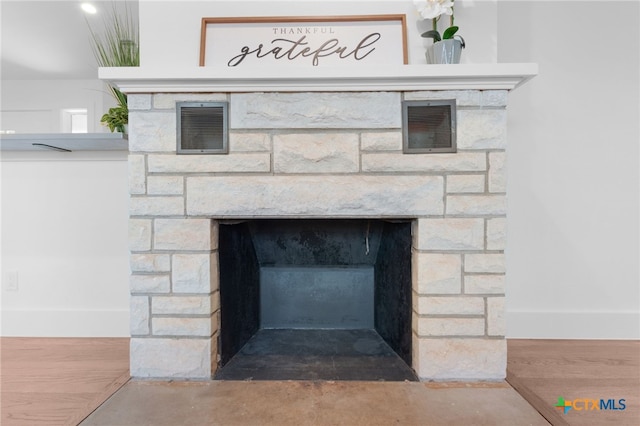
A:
507 311 640 339
1 309 129 337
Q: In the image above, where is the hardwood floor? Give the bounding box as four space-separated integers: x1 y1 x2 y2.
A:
1 338 129 426
1 338 638 426
507 339 640 426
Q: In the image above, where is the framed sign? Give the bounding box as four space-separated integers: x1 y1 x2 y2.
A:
200 15 407 68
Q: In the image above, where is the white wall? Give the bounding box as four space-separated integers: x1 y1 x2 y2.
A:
498 1 639 338
1 152 130 336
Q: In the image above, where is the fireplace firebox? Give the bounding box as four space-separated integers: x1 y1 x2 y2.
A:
215 219 415 380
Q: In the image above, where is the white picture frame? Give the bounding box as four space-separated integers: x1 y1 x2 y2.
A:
200 15 408 68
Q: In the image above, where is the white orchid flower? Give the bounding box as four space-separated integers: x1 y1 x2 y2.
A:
414 0 455 20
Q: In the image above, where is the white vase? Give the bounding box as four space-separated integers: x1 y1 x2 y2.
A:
426 39 463 64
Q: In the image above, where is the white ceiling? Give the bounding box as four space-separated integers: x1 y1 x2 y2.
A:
1 0 138 80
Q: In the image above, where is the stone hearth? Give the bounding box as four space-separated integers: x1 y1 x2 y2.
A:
115 66 535 381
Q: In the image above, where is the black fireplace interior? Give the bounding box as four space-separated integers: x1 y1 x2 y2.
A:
215 219 416 381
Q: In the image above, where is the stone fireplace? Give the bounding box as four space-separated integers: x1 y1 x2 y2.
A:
113 65 535 381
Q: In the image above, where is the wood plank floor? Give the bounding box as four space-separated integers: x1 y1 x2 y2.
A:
1 338 638 425
1 338 129 426
507 339 640 426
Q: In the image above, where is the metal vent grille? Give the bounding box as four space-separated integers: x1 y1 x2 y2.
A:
402 100 456 153
177 102 228 154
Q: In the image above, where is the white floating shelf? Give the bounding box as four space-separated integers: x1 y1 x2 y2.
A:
0 133 128 152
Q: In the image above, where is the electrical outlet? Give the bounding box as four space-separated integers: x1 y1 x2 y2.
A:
3 271 18 291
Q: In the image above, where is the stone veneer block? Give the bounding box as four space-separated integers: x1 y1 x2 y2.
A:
486 218 507 251
274 133 359 173
481 90 509 107
229 133 271 152
129 219 152 251
147 154 271 174
415 296 485 316
413 337 506 380
403 90 481 106
129 155 146 195
130 338 211 378
211 291 220 313
130 254 171 273
465 254 506 274
187 176 444 217
446 174 485 194
487 297 506 336
415 218 485 251
414 316 485 337
128 94 152 111
172 254 213 293
130 275 171 294
130 296 150 335
230 92 401 129
488 151 507 193
457 110 507 150
210 254 220 293
147 176 184 195
361 132 403 151
154 219 214 251
128 111 177 152
153 93 228 109
413 253 462 295
130 196 184 217
152 317 213 337
210 333 219 377
465 275 506 295
362 152 486 173
152 296 212 315
446 195 506 216
211 313 219 338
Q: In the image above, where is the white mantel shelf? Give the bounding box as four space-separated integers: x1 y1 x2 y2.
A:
100 63 538 93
